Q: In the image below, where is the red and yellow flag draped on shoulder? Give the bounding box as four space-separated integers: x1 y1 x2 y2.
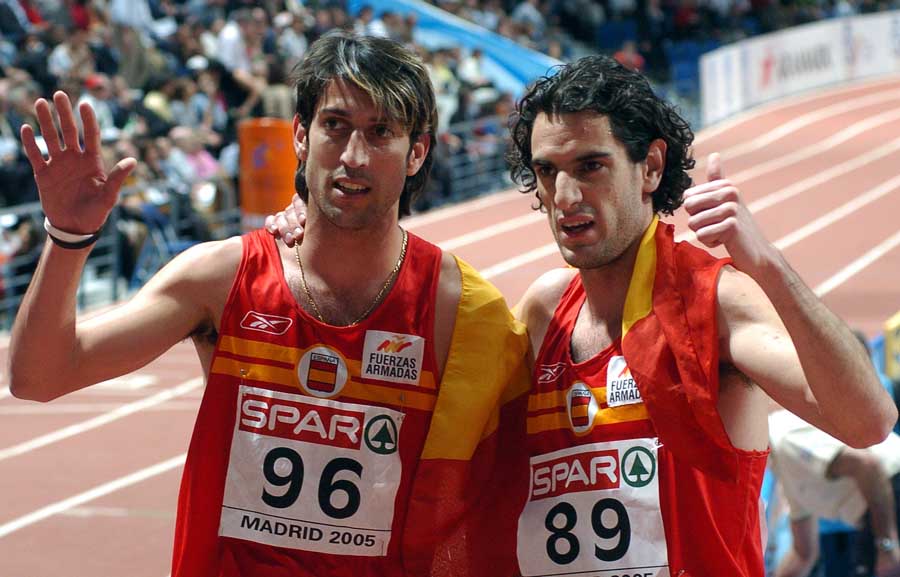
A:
620 217 739 482
402 258 531 577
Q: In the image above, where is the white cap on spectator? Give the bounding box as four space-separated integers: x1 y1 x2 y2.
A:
274 12 293 28
186 55 209 72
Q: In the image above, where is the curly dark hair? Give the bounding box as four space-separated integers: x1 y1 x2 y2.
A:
507 55 695 215
291 30 437 217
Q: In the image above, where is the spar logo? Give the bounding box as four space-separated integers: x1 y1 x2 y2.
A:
566 382 599 435
297 346 349 398
530 449 619 499
621 446 656 488
240 311 293 335
362 330 424 386
537 362 566 384
239 392 363 450
364 415 399 455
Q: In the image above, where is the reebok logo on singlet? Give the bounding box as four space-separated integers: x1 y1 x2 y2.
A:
606 356 643 408
361 330 424 385
537 362 567 384
240 311 293 335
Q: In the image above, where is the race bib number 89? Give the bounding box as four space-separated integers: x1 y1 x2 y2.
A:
517 439 669 576
219 386 404 556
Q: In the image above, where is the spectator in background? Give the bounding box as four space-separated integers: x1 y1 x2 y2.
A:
614 39 646 72
112 25 163 90
0 79 38 207
188 60 229 136
216 7 267 102
47 23 95 81
354 4 388 37
199 15 225 58
0 0 33 44
770 332 900 577
108 0 155 40
0 214 42 309
770 410 900 577
77 72 118 140
426 48 461 133
510 0 546 39
275 10 308 71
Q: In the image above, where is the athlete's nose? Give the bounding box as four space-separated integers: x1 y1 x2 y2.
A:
554 172 583 212
341 129 370 168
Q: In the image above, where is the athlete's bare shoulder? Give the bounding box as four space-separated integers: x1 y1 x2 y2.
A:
152 236 243 296
432 251 462 378
137 235 244 334
516 267 577 353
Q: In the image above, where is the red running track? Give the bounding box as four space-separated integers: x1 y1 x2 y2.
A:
1 76 900 576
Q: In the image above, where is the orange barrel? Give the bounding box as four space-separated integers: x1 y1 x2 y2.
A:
238 118 297 231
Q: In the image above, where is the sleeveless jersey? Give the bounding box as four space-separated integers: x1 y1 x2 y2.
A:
172 229 446 577
519 224 768 577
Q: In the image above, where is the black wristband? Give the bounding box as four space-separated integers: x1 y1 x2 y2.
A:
43 217 103 250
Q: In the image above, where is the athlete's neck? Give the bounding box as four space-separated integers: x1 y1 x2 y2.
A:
576 226 646 336
297 215 404 293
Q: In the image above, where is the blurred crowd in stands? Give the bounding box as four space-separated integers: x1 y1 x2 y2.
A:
1 0 899 293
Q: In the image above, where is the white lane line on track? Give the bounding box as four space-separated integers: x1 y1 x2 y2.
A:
403 189 521 229
0 400 200 416
729 106 900 185
773 173 900 251
815 229 900 297
438 212 544 251
700 88 900 166
0 377 202 463
481 243 560 280
695 74 900 144
747 136 900 213
0 453 186 538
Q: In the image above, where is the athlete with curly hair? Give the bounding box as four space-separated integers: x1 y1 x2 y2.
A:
267 54 895 577
510 54 895 577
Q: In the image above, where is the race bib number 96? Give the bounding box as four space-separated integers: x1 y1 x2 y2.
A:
219 386 404 556
517 439 669 576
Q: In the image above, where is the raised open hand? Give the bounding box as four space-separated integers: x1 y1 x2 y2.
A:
19 91 136 234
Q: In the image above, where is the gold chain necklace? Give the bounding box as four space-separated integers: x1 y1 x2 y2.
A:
294 229 408 326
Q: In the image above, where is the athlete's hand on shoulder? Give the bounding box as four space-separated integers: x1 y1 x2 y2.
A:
682 152 780 277
20 91 136 234
265 193 307 247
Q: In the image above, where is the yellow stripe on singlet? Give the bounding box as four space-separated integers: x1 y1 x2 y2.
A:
526 387 650 435
210 356 438 412
216 335 437 390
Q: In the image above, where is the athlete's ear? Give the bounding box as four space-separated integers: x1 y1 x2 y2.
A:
642 138 666 195
293 114 308 161
406 133 430 176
